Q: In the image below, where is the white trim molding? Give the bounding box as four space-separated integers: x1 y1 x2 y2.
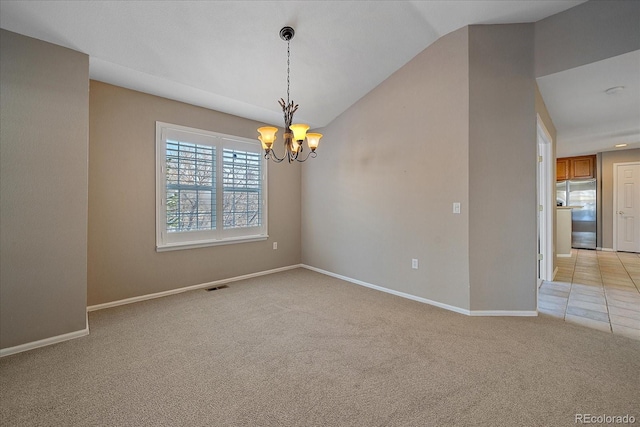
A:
87 265 301 312
536 115 554 283
0 313 90 358
470 310 537 317
302 265 537 317
302 264 471 315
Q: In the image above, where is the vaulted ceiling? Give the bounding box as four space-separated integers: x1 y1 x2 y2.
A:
2 0 636 156
537 50 640 157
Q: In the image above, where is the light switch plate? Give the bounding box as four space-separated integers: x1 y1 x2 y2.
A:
453 202 461 214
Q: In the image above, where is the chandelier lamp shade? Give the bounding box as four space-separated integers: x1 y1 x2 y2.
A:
257 26 323 163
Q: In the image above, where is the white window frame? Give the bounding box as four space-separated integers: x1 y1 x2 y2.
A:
156 122 268 251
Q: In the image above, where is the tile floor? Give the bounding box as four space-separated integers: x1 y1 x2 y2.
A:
539 249 640 340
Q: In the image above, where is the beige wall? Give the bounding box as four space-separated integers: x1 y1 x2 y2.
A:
0 30 89 349
302 27 471 310
468 24 537 311
600 148 640 249
88 81 301 305
534 0 640 78
303 24 539 313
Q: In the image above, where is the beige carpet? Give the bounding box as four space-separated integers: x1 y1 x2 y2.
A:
1 268 639 426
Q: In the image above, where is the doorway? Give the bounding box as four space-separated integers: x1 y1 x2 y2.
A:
613 162 640 252
537 116 554 287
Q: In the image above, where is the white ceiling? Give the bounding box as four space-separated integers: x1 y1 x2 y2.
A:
4 0 633 157
537 50 640 157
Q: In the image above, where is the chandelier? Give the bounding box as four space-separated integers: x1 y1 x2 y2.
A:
257 26 323 163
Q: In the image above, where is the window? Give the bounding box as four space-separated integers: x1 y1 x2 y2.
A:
156 122 267 251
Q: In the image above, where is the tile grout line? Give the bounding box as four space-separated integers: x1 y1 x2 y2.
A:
569 249 611 331
596 250 613 332
564 249 577 320
617 253 640 293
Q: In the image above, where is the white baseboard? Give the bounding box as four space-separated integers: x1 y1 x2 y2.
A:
597 247 614 252
0 312 90 358
557 254 572 258
469 310 538 317
87 264 302 312
301 264 472 315
552 266 559 280
302 264 535 317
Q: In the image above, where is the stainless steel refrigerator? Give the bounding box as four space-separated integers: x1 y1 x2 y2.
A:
556 179 597 249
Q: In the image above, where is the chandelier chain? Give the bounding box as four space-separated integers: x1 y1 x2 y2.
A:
287 40 291 107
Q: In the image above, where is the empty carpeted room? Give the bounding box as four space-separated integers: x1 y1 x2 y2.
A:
1 1 639 426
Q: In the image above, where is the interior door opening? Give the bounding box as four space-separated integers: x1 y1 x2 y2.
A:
537 116 554 291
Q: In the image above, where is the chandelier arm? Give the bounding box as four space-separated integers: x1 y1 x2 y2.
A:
294 150 317 163
266 149 286 163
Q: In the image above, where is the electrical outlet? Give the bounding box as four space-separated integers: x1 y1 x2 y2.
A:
273 242 278 250
453 202 461 214
412 259 419 269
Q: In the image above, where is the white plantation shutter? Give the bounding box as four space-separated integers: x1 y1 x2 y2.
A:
156 123 267 251
222 148 263 229
165 140 216 233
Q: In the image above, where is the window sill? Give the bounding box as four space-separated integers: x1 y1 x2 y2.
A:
156 234 268 252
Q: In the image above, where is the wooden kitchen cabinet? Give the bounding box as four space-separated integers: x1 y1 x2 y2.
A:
556 158 570 181
557 155 596 181
571 156 595 179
